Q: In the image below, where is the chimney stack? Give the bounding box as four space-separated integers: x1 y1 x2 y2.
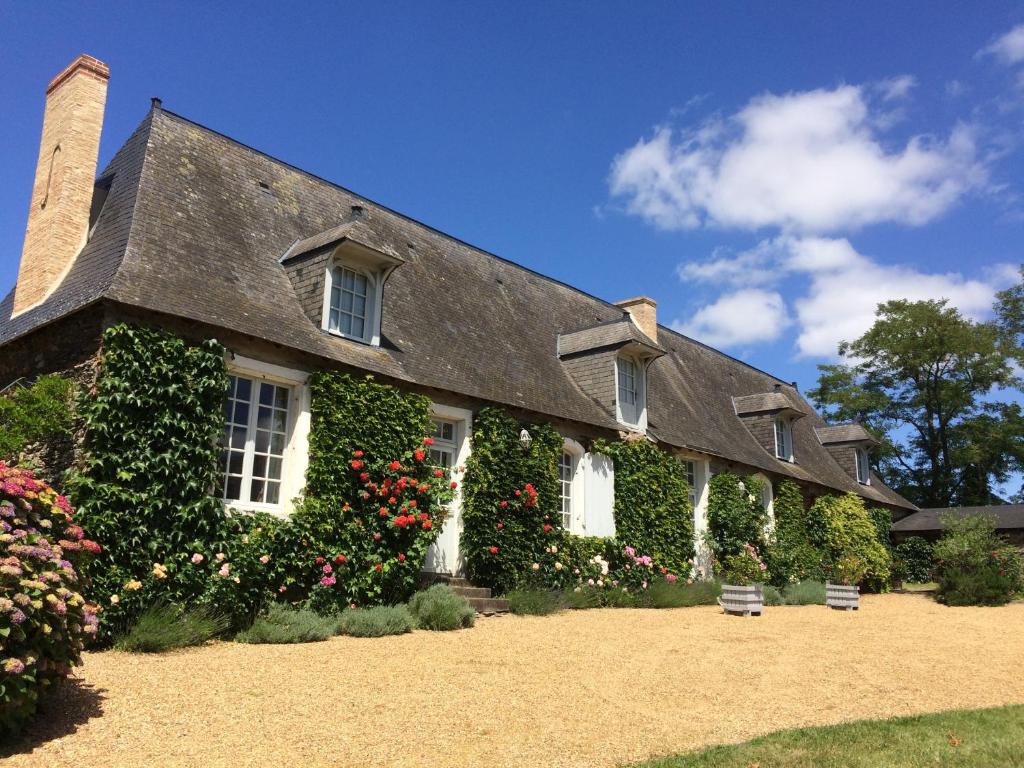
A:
615 296 658 342
12 54 110 316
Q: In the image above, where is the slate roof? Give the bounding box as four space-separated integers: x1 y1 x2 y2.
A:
558 318 664 358
893 505 1024 532
732 391 805 416
815 424 877 445
0 105 916 510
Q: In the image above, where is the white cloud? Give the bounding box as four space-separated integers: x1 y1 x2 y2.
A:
877 74 917 101
674 288 790 347
979 24 1024 65
676 236 1013 357
609 84 985 234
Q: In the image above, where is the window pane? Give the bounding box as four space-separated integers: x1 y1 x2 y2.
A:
270 432 286 454
340 290 353 312
265 482 280 505
254 429 270 453
250 479 266 503
353 273 368 295
274 387 289 410
230 426 248 449
272 409 287 433
339 313 353 336
232 401 249 427
229 451 244 476
225 476 242 501
235 376 251 402
351 317 365 339
259 383 274 406
342 269 355 290
268 457 283 480
352 294 366 318
252 454 267 479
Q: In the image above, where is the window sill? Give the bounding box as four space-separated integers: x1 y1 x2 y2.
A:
222 499 290 519
322 327 377 347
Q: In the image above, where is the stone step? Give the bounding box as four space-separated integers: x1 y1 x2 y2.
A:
467 596 510 615
448 585 492 599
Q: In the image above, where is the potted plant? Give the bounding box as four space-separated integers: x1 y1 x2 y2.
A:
718 543 768 616
826 555 866 610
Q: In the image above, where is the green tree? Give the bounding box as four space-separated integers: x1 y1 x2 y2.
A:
809 298 1020 507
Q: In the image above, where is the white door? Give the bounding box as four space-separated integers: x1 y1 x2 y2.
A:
423 417 464 575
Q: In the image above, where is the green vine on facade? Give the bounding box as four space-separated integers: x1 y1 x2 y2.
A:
461 407 561 594
765 478 822 586
707 471 767 561
595 438 694 575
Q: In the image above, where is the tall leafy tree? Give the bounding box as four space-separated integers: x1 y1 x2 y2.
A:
809 297 1021 507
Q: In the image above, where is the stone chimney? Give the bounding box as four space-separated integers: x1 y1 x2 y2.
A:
615 296 658 342
12 54 110 316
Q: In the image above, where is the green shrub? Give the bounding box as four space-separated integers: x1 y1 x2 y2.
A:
894 536 934 584
644 578 722 608
116 603 227 653
934 514 1024 606
408 585 475 630
0 375 74 465
505 589 563 616
766 479 823 586
807 493 891 589
707 472 767 560
593 439 694 575
0 464 100 737
461 407 562 594
761 584 784 606
719 543 768 585
236 603 340 644
782 580 826 605
337 605 415 637
563 586 603 609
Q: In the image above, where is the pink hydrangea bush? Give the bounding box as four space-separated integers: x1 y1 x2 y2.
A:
0 462 100 735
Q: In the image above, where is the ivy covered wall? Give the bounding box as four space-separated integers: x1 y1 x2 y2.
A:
596 438 694 575
706 471 767 560
461 407 562 594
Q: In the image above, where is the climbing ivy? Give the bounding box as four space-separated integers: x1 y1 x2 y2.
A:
304 372 431 500
594 438 694 575
0 375 74 465
764 478 823 586
68 323 232 630
806 493 892 589
707 471 767 560
461 407 561 594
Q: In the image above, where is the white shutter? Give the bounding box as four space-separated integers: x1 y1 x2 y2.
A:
583 452 616 537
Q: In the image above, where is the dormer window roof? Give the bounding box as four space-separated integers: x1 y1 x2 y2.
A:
732 390 806 419
280 219 403 347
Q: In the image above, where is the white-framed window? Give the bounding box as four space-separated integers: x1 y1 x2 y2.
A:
684 460 698 511
855 447 871 485
328 265 372 341
218 356 311 516
774 417 793 461
616 355 645 428
428 418 458 468
559 451 574 530
221 374 292 507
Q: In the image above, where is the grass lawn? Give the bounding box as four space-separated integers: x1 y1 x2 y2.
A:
636 705 1024 767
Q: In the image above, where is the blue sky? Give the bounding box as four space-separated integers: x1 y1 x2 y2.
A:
2 2 1023 393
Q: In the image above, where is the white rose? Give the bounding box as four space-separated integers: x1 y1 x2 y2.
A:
554 562 563 571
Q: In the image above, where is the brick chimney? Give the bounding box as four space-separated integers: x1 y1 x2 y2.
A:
12 54 110 316
615 296 658 342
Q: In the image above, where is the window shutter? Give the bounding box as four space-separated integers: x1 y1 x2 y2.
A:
583 452 616 537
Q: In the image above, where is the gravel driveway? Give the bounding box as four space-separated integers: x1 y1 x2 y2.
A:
6 594 1024 767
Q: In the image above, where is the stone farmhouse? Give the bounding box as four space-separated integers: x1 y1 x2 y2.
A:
0 56 914 576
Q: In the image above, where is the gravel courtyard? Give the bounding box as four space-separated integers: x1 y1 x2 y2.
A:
7 594 1024 768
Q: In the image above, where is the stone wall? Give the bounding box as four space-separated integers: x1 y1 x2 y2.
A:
0 305 106 486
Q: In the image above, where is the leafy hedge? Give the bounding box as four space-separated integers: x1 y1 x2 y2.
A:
461 407 561 594
0 375 74 465
934 514 1023 606
807 493 892 588
894 536 934 584
707 472 766 561
1 464 100 736
765 479 823 586
595 438 694 575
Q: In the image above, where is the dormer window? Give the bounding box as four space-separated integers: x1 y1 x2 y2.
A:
774 417 794 462
855 446 871 485
616 354 646 429
327 264 374 342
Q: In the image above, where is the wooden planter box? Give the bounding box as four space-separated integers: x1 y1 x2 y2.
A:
826 582 860 611
720 584 763 616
